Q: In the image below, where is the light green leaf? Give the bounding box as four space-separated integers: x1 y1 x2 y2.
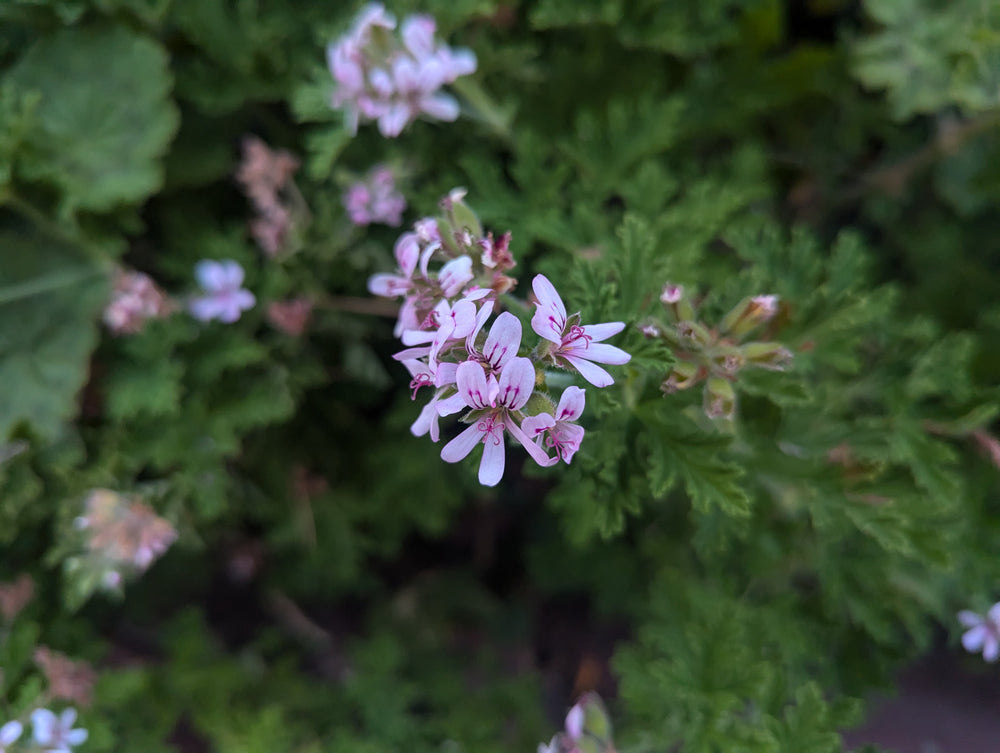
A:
8 26 179 213
0 226 110 439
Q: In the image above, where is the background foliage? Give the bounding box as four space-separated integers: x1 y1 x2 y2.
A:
1 0 999 751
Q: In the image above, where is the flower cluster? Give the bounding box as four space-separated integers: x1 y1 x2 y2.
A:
327 3 477 137
71 489 177 592
958 602 1000 662
189 259 256 323
0 708 87 753
343 164 407 226
235 135 302 257
640 283 792 420
538 693 616 753
102 269 174 335
368 191 629 486
34 648 97 709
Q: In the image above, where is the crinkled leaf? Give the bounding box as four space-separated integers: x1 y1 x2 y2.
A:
0 226 109 439
8 26 179 213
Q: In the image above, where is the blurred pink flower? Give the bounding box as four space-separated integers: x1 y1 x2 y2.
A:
959 603 1000 662
344 165 407 226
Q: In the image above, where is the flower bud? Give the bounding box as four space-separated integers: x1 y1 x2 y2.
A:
660 282 696 322
709 345 744 375
743 341 793 371
720 294 779 338
661 361 699 394
675 320 713 348
703 376 736 420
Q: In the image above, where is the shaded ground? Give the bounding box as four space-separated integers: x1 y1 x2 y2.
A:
844 650 1000 753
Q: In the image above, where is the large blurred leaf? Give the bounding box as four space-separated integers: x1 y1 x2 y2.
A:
7 26 179 213
0 225 109 439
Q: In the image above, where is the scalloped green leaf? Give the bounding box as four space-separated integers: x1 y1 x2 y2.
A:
8 26 179 213
0 225 110 439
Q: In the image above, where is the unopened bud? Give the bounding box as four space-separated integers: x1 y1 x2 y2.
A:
675 320 713 348
661 361 699 393
490 273 517 295
704 376 736 420
720 294 779 338
660 282 696 322
638 322 662 338
439 187 483 244
743 341 793 371
578 692 613 745
710 345 745 375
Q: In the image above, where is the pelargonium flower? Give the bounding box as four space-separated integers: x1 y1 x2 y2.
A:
103 269 174 335
327 3 477 137
531 274 631 387
0 721 21 753
522 386 586 464
343 165 407 226
958 603 1000 662
31 708 88 753
439 358 553 486
189 260 256 323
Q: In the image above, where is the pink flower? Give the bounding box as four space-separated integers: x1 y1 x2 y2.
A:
522 386 586 464
327 4 477 138
189 260 255 323
103 269 174 334
530 274 631 387
959 603 1000 662
440 359 552 485
343 165 406 226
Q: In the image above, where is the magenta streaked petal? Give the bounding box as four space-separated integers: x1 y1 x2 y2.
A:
567 342 631 365
562 354 614 387
439 255 474 298
441 422 485 464
582 321 626 341
556 386 586 421
497 357 535 410
532 275 566 320
508 417 556 468
448 299 479 339
457 361 492 409
483 312 522 370
368 273 410 298
521 413 555 438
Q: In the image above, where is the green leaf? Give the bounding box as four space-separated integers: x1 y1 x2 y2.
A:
0 225 109 439
8 26 179 213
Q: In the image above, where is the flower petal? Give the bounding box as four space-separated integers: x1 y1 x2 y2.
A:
66 728 89 746
508 416 556 468
988 601 1000 624
582 321 625 341
194 260 225 291
31 709 56 744
441 422 485 464
986 637 1000 662
963 625 988 651
420 93 460 122
457 361 492 409
958 610 984 628
435 392 467 418
562 354 615 387
478 426 506 486
556 386 586 421
531 274 566 343
0 721 22 746
568 342 631 365
497 357 535 410
521 413 555 438
482 312 522 370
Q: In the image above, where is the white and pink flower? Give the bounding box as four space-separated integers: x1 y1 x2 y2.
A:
531 274 631 387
